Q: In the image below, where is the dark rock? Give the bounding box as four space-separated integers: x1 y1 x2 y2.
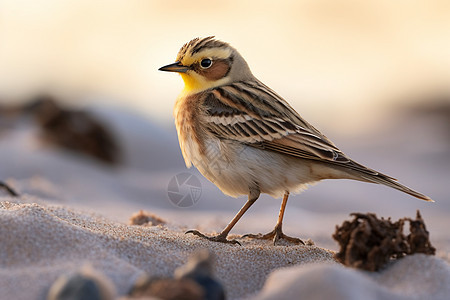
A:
27 95 120 165
175 250 225 300
129 276 204 300
128 250 225 300
47 267 115 300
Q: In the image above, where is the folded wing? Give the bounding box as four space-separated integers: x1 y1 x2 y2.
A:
200 80 432 201
202 81 386 178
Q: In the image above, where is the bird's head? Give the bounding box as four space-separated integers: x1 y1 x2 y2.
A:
159 37 252 95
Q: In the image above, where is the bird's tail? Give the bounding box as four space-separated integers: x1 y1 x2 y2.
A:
359 173 433 202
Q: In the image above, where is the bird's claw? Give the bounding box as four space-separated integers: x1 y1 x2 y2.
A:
243 227 304 245
186 230 241 246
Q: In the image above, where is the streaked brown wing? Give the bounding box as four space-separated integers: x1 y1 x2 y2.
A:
202 80 390 178
202 82 346 162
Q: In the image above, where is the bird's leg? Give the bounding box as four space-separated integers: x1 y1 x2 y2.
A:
186 188 260 245
244 192 304 245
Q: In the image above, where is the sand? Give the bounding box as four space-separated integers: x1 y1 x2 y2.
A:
256 254 450 300
0 197 449 300
0 198 334 299
0 106 449 299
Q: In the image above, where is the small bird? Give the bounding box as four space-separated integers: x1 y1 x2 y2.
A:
159 36 433 245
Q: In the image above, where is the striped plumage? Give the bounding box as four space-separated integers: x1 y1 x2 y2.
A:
160 37 433 245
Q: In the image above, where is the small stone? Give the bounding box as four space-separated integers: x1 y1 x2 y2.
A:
175 249 225 300
47 266 115 300
305 239 315 246
128 276 204 300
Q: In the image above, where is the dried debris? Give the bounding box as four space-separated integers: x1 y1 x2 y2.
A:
407 212 436 255
0 181 19 197
333 211 435 271
129 210 166 226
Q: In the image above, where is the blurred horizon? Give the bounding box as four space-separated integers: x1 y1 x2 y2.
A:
0 0 449 135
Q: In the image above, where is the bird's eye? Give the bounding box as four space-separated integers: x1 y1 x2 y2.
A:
200 58 212 69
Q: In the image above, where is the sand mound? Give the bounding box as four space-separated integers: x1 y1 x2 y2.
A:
1 197 449 299
0 198 334 299
256 254 450 300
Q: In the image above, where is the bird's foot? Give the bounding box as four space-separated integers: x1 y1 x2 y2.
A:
186 230 241 246
243 225 304 245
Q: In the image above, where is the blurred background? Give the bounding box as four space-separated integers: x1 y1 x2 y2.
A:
1 0 449 131
0 0 449 252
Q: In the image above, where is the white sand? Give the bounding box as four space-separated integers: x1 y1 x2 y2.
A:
1 198 449 300
0 199 334 299
256 254 450 300
0 106 449 299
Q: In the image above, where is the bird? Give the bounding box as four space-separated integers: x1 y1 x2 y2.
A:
159 36 433 245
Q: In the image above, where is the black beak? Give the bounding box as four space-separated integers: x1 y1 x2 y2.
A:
158 62 189 73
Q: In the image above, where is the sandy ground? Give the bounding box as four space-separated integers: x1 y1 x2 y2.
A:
0 199 449 300
0 199 335 299
0 106 449 299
